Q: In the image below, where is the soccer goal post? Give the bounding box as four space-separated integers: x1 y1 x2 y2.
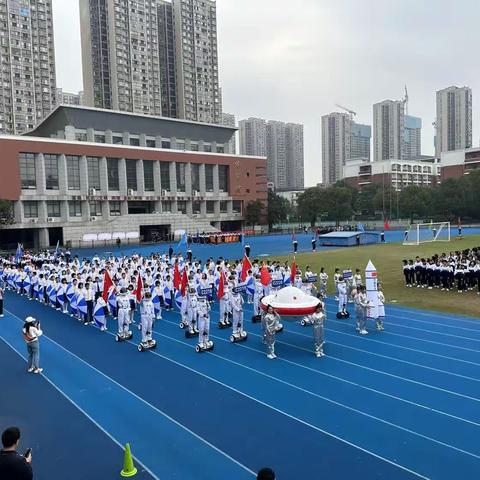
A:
403 222 451 245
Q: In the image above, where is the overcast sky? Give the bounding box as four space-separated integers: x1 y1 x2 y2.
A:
52 0 480 187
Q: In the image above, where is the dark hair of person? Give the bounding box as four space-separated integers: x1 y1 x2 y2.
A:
257 467 276 480
2 426 20 448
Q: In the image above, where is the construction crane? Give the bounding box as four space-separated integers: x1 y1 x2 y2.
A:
335 104 357 119
404 85 409 115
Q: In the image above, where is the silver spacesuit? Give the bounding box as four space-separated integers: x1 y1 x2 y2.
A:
354 289 368 334
117 291 131 336
311 310 326 357
253 279 264 317
197 297 212 348
337 280 348 314
262 311 279 359
187 291 199 334
230 291 245 338
140 297 155 344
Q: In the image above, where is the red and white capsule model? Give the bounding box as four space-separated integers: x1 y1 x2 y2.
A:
260 286 321 316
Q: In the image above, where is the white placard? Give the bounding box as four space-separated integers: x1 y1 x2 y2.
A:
83 233 98 241
112 232 126 239
98 233 112 241
126 231 139 239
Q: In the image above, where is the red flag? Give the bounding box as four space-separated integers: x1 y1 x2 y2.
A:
102 270 113 301
173 262 181 290
383 218 390 231
135 274 143 303
181 269 188 297
290 258 297 283
217 271 225 300
260 264 271 286
240 254 252 282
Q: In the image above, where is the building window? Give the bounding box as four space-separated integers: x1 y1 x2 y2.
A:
143 161 154 191
217 145 224 153
220 201 228 213
89 201 102 217
160 162 170 191
233 200 242 213
19 153 36 189
44 154 59 190
109 201 121 216
87 157 101 190
126 159 137 191
190 143 199 151
192 201 201 214
177 200 187 214
204 143 212 152
47 201 61 217
128 201 154 214
176 163 186 192
23 201 38 218
205 164 214 191
68 201 82 217
146 139 155 148
130 137 140 146
107 158 119 190
112 136 123 144
94 134 105 143
206 201 215 214
161 140 170 149
191 163 200 192
66 155 80 190
75 131 87 141
218 165 229 192
162 201 172 212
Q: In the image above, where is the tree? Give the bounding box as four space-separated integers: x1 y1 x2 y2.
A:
324 187 354 225
297 187 321 226
399 186 433 221
244 200 264 230
0 199 14 226
267 191 290 230
354 183 380 217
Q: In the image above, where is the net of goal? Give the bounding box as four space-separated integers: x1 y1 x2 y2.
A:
403 222 451 245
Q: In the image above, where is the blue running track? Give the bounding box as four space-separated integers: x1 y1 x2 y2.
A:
1 288 480 479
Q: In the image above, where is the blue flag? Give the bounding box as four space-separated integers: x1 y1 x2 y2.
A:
357 223 365 233
54 240 60 258
177 232 187 249
15 243 23 263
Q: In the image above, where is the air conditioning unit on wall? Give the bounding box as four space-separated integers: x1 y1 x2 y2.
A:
47 217 54 222
90 216 97 221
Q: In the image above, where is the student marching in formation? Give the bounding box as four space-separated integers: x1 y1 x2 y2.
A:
138 291 156 351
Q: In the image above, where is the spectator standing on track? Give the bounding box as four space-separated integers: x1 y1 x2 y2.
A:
0 427 33 480
0 282 4 317
22 317 43 374
257 467 276 479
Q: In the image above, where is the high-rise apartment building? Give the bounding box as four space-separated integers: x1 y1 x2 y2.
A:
403 115 422 160
239 118 267 156
239 117 304 190
266 121 287 188
321 113 352 185
80 0 177 117
56 89 84 107
0 0 57 134
173 0 222 124
285 123 304 189
222 112 236 154
350 123 371 161
373 99 405 162
435 86 472 157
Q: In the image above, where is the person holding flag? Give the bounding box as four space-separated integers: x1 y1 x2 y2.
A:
217 270 231 328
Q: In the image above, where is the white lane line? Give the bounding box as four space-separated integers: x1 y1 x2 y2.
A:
150 329 480 464
4 309 256 478
0 335 160 480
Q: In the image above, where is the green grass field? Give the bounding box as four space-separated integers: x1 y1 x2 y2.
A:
271 235 480 319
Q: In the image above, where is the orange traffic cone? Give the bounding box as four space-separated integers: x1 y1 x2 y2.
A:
120 443 137 477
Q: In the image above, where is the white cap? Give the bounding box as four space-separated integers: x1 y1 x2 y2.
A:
25 316 36 323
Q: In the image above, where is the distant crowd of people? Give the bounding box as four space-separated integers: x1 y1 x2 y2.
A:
402 247 480 293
